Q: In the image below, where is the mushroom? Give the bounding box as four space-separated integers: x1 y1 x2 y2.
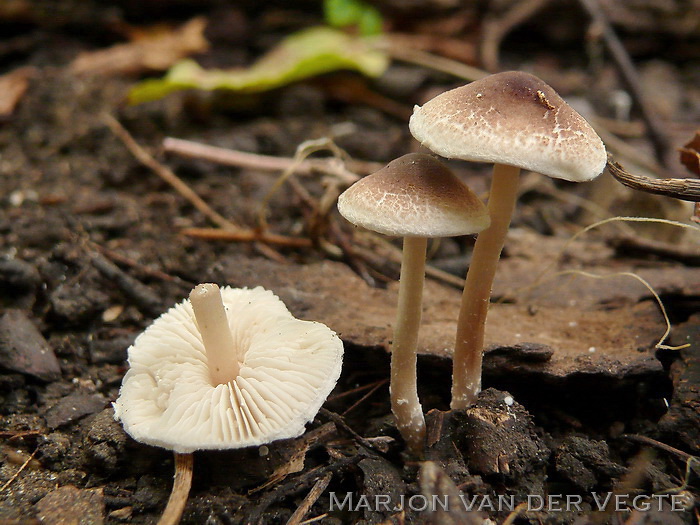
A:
337 153 489 453
114 284 343 523
409 71 607 409
114 283 343 451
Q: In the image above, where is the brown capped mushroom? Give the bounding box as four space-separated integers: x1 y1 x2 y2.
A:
410 71 607 409
338 153 489 453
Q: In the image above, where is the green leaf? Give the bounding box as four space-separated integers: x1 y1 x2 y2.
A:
324 0 383 36
129 26 388 104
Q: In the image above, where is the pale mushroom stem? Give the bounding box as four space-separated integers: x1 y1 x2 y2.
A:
452 163 520 410
189 283 240 385
157 452 194 525
391 235 428 455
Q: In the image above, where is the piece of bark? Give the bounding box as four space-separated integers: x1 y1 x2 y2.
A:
219 256 666 382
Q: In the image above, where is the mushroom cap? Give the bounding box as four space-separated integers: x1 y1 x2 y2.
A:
337 153 490 237
113 286 343 453
409 71 607 182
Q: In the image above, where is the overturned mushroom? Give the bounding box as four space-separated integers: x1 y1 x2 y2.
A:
114 284 343 522
338 153 489 453
410 71 607 409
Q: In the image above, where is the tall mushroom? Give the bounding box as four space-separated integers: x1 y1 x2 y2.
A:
409 71 607 409
114 284 343 523
337 153 489 453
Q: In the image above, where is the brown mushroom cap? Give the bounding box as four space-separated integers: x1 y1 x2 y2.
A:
337 153 490 237
409 71 607 182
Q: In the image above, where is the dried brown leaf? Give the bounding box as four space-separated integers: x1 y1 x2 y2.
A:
679 131 700 176
70 17 208 76
0 66 35 117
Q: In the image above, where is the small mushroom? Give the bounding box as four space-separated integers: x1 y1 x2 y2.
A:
409 71 607 409
114 284 343 451
337 153 489 453
114 284 343 524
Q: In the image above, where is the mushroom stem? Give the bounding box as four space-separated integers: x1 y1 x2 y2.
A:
189 283 240 385
157 452 193 525
391 236 428 455
452 163 520 409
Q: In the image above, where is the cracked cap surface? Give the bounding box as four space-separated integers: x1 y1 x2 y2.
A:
338 153 490 237
409 71 607 182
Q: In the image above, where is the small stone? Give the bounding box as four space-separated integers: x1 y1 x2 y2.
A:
35 485 105 525
44 391 108 429
108 507 133 521
0 310 61 382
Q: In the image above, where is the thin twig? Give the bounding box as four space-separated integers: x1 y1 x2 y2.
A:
180 227 313 248
578 0 672 169
380 38 489 83
158 452 194 525
163 137 372 184
607 158 700 202
285 472 332 525
89 250 165 317
318 408 387 453
0 447 38 492
621 434 696 464
103 115 240 231
93 244 192 287
342 379 388 416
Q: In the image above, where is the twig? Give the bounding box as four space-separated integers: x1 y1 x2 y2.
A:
180 227 313 248
578 0 672 169
285 472 332 525
342 379 388 416
607 158 700 202
162 137 372 184
93 244 193 287
247 455 363 525
318 408 387 453
158 452 194 525
481 0 552 71
103 115 240 231
0 447 37 492
327 378 388 403
380 38 489 83
621 434 696 464
89 250 165 317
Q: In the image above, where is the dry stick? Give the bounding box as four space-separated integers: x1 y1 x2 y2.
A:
342 378 388 416
180 227 313 248
578 0 672 169
481 0 552 71
0 447 37 492
380 38 489 83
158 452 194 525
103 115 240 232
285 472 332 525
621 434 696 464
607 158 700 202
163 137 372 184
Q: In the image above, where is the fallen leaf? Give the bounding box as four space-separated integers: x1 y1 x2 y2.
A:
129 26 389 104
679 131 700 176
0 66 35 117
70 17 208 76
